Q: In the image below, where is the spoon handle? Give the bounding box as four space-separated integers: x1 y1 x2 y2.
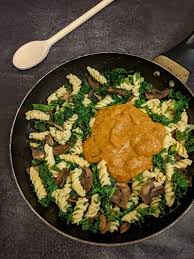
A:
46 0 114 46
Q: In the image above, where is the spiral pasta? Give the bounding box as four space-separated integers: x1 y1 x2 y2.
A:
59 154 90 167
29 131 49 141
56 161 69 170
175 158 192 169
26 110 50 121
95 96 113 110
66 73 82 96
89 117 95 128
117 79 133 91
50 127 71 145
122 203 149 223
97 160 111 186
165 163 175 181
176 141 188 158
163 131 176 149
52 176 72 212
47 86 68 104
70 128 83 155
82 94 91 107
29 142 40 148
30 167 47 200
71 168 86 197
71 197 89 224
142 170 156 183
44 144 55 168
127 179 143 208
131 73 144 97
150 196 162 218
154 168 166 185
87 66 107 84
164 180 175 207
109 220 120 233
85 194 101 218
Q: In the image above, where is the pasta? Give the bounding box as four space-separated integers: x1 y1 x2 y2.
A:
89 117 95 128
122 203 149 223
175 158 192 169
150 196 162 218
70 128 83 155
25 66 193 235
85 194 101 218
176 141 188 158
164 180 175 207
59 154 89 167
44 144 55 168
66 73 82 95
47 86 67 104
109 220 120 233
97 160 111 186
87 66 107 84
29 131 49 141
95 96 113 109
26 110 50 121
82 94 91 107
29 167 47 200
71 197 89 224
52 176 72 212
71 168 86 197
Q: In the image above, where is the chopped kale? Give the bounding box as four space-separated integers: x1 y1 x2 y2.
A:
32 103 55 112
33 121 48 132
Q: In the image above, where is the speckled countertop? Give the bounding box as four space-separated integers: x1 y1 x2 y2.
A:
0 0 194 258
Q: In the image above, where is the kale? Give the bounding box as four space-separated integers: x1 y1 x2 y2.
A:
168 89 189 123
33 121 48 132
81 218 99 233
111 93 131 105
135 98 146 108
138 81 152 99
176 126 194 153
134 173 143 183
53 110 65 126
59 206 74 224
104 68 129 86
50 99 65 106
39 197 50 207
53 103 74 126
32 103 55 112
149 113 171 126
173 170 189 207
39 163 58 198
31 159 42 166
153 150 166 172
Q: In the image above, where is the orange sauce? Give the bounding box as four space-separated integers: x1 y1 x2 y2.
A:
83 103 166 182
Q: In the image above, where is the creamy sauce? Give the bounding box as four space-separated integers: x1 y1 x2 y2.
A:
83 103 166 182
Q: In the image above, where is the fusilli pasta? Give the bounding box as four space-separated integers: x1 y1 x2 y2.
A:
25 110 50 121
87 66 107 84
85 194 101 218
30 167 47 200
95 96 113 109
71 197 89 224
71 168 86 197
59 154 90 167
44 144 55 168
97 160 111 186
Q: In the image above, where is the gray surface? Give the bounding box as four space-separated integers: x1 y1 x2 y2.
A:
0 0 194 258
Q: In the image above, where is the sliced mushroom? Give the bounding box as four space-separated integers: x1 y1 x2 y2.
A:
145 88 169 100
151 185 165 198
175 154 182 161
47 121 64 131
45 134 54 146
31 148 45 160
68 198 77 203
26 167 30 175
140 181 155 204
111 183 131 209
53 144 71 156
120 222 130 234
80 167 93 192
99 213 109 234
55 168 70 188
60 92 70 101
88 76 101 90
88 91 100 102
107 87 128 96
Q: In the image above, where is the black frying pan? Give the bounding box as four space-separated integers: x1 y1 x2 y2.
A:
10 32 194 246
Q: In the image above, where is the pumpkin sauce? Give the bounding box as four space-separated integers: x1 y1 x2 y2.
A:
83 103 166 182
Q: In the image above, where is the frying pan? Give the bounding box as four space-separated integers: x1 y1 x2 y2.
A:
10 32 194 245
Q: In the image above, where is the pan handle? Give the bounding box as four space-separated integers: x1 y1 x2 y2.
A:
153 31 194 83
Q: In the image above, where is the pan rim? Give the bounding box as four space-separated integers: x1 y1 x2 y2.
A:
9 51 194 246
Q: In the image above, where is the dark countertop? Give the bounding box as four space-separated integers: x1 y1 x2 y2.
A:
0 0 194 258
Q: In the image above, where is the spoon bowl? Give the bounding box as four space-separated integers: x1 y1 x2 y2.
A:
13 41 50 70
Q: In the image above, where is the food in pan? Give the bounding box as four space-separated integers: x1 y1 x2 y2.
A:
25 66 193 234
